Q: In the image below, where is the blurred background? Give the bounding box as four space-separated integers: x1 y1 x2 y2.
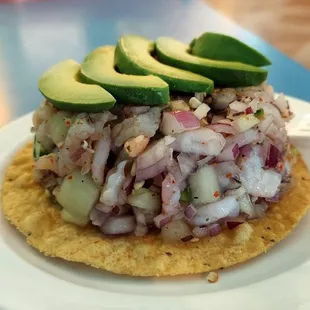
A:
207 0 310 69
0 0 309 127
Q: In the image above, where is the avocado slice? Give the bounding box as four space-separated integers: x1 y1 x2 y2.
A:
54 169 100 226
81 46 169 106
189 32 271 67
155 37 268 87
115 35 214 94
38 59 116 112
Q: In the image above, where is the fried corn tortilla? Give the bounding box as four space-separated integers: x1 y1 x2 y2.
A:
1 142 310 276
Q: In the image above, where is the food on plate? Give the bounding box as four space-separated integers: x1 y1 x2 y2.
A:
1 32 310 277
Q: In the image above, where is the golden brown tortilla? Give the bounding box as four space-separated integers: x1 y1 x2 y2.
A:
1 142 310 276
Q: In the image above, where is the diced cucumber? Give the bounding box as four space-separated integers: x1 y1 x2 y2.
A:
54 169 100 225
180 188 191 202
61 209 89 227
189 165 221 205
127 188 161 212
33 134 51 160
49 111 73 145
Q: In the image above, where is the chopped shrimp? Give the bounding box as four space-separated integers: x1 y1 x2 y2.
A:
172 128 226 156
34 153 59 174
124 135 150 158
112 107 161 147
91 126 111 185
161 173 181 215
100 160 128 207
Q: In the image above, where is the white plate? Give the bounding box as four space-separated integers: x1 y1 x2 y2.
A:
1 96 310 310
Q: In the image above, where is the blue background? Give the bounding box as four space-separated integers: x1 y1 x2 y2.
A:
0 0 309 126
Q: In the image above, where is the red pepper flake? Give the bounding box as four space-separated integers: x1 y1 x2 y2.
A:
278 162 284 170
65 119 71 126
225 173 232 178
59 145 63 149
172 180 176 184
68 175 73 180
213 191 220 198
201 141 206 145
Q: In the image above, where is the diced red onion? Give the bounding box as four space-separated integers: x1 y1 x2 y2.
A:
226 221 243 229
123 176 135 196
181 235 194 242
209 223 222 237
101 215 136 235
154 214 172 228
239 144 253 157
207 124 237 135
184 204 197 220
265 144 281 168
111 205 129 216
216 143 239 162
225 214 247 229
161 111 200 135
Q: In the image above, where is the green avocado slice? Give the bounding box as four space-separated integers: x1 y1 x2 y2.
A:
115 35 214 94
80 46 169 105
155 37 268 87
38 59 116 112
189 32 271 67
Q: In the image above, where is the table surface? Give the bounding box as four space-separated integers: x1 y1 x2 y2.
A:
0 0 309 128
